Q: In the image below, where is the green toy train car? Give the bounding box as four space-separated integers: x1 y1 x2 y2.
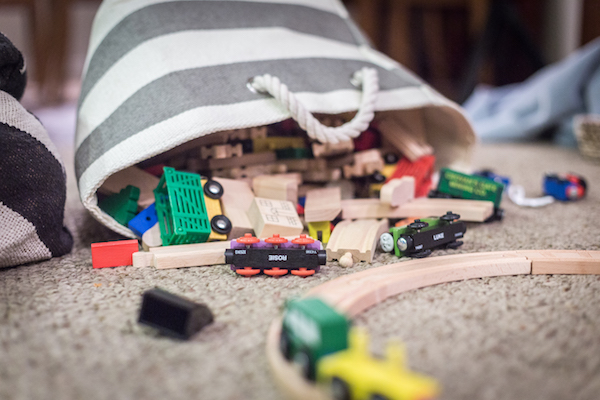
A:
379 212 466 258
280 297 350 380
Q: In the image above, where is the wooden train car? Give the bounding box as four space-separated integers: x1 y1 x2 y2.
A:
379 212 466 258
225 234 327 277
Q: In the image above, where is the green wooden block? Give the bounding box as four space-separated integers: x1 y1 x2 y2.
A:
99 185 140 226
437 168 504 208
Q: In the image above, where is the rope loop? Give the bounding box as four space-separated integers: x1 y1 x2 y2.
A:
249 67 379 144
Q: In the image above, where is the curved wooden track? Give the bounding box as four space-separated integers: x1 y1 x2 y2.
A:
266 250 600 400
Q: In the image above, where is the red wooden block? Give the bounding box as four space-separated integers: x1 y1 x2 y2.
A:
387 154 435 198
91 240 139 268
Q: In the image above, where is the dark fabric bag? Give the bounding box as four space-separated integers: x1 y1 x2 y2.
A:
0 33 73 268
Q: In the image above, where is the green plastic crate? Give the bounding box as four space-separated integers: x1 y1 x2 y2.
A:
153 167 211 246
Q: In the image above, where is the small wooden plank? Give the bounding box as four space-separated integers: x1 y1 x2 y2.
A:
326 219 389 263
247 197 304 238
253 174 301 205
208 151 276 170
341 197 494 222
379 177 415 207
132 251 155 268
150 240 231 269
99 166 159 209
378 115 433 162
304 187 342 223
312 140 354 158
342 149 384 178
214 177 255 211
518 250 600 274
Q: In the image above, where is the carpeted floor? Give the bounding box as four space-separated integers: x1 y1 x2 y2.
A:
1 130 599 400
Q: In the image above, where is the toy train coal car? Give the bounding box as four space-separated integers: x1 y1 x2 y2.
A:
380 212 466 258
225 234 326 277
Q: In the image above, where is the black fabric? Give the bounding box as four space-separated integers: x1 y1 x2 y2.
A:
0 122 73 258
0 32 26 100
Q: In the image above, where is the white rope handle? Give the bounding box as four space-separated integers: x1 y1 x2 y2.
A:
249 67 379 144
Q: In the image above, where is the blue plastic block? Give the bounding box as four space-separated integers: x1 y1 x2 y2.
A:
128 203 158 237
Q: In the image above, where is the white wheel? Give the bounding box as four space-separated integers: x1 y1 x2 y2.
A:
379 233 394 253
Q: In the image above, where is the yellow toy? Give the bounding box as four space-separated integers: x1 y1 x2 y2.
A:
316 328 440 400
201 179 232 241
307 221 332 244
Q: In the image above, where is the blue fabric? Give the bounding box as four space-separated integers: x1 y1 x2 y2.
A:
464 38 600 144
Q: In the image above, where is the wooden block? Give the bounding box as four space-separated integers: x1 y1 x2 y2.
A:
213 177 255 211
200 143 243 159
91 239 139 268
378 114 433 162
326 152 355 169
340 197 494 222
380 177 415 207
303 168 342 183
99 166 159 209
247 197 304 238
142 222 163 250
220 163 287 180
326 219 389 264
518 250 600 275
312 140 354 158
342 149 384 178
304 187 342 222
223 207 255 239
132 251 155 268
149 241 232 269
253 174 300 205
207 151 276 170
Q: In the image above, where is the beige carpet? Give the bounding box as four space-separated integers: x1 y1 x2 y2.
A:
1 142 599 400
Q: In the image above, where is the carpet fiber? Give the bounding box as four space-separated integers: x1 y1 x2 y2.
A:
1 142 599 400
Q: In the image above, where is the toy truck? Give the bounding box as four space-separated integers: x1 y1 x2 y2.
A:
379 212 466 258
430 168 504 221
316 328 440 400
280 297 350 380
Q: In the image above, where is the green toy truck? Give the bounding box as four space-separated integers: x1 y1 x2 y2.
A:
280 297 350 380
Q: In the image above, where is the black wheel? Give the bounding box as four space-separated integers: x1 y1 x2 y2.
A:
396 235 413 253
408 219 429 230
384 152 399 165
279 331 291 360
440 211 460 222
331 377 351 400
371 395 390 400
203 179 224 199
446 240 464 249
211 215 232 234
294 350 314 380
411 249 432 258
428 190 452 199
370 171 386 183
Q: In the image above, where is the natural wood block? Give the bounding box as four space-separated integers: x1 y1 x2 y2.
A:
247 197 303 238
207 151 276 170
378 113 433 162
303 168 342 183
326 219 389 263
214 177 255 211
200 143 243 159
132 251 155 268
224 207 255 239
341 197 494 222
342 149 384 178
99 166 159 209
253 174 302 205
304 187 342 222
312 140 354 158
149 241 232 269
380 177 415 207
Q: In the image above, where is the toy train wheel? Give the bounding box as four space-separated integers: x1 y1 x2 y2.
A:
265 234 288 245
279 332 291 360
291 268 315 277
264 267 288 276
411 249 432 258
292 234 314 246
203 179 224 199
330 377 351 400
235 267 261 276
294 350 314 380
237 233 260 245
408 219 428 230
446 240 464 249
211 215 232 234
440 211 460 222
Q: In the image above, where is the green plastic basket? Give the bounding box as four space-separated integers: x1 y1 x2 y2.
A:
153 167 211 246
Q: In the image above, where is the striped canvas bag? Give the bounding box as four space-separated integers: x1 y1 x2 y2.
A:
75 0 476 237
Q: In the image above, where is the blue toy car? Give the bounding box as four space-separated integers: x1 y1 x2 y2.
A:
543 173 587 201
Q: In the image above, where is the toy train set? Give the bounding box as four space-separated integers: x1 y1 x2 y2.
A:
380 212 467 258
224 234 327 277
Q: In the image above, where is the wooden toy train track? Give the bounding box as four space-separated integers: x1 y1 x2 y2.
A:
266 250 600 400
